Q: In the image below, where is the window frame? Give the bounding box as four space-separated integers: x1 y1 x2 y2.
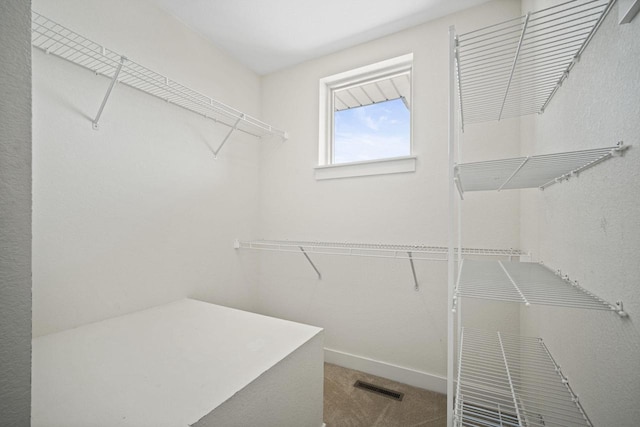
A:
318 54 415 177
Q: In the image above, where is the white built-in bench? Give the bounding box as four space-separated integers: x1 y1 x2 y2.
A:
32 298 324 427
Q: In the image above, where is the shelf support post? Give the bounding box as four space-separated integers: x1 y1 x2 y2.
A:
299 246 322 280
447 24 457 427
92 56 126 130
453 35 465 132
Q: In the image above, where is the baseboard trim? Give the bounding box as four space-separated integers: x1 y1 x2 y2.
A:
324 348 446 394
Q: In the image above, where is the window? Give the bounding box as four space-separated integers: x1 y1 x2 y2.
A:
317 54 415 179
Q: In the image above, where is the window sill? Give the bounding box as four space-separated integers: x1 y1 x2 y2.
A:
314 156 416 180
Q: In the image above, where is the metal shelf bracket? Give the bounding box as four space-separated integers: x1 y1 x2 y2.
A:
498 13 530 121
299 246 322 280
615 301 628 317
612 140 630 156
408 251 419 291
453 173 464 200
233 238 322 280
92 55 126 130
211 115 243 159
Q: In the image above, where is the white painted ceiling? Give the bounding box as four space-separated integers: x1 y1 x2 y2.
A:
152 0 492 75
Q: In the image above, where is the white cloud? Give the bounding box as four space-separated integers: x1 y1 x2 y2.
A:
334 132 409 163
354 107 379 131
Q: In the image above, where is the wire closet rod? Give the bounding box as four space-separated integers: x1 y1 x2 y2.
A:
235 239 528 261
31 10 288 154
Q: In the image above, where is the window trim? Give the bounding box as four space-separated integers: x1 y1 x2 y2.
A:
318 53 415 171
314 155 417 181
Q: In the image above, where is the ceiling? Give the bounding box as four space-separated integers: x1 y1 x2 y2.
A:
152 0 492 75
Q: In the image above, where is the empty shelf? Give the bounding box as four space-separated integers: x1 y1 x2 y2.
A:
456 259 619 312
455 143 628 194
455 0 614 127
31 11 287 140
236 239 528 261
455 328 592 426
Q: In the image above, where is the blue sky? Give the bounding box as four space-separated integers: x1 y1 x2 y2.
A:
334 98 410 164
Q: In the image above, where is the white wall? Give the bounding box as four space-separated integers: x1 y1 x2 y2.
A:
29 1 639 423
32 0 265 336
519 1 640 425
256 0 523 387
0 0 32 424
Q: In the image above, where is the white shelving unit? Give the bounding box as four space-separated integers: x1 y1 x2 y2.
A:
455 0 615 128
456 328 593 427
236 239 527 261
447 1 624 426
455 143 628 196
236 239 528 290
455 260 623 313
31 11 287 157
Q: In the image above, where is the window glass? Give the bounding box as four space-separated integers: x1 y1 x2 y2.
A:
333 98 410 163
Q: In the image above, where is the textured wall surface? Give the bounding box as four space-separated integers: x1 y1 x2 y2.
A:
32 0 265 335
519 2 640 425
0 0 32 425
256 0 522 386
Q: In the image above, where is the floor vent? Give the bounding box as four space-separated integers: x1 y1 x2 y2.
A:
353 380 404 401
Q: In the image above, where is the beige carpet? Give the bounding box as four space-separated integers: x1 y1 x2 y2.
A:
323 363 447 427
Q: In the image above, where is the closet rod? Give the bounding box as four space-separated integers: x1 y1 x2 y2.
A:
498 13 530 121
234 239 528 261
236 239 528 295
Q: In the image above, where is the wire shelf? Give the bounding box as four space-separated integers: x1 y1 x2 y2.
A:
455 143 628 194
454 0 615 128
455 328 593 427
31 11 287 140
236 239 527 261
456 260 619 312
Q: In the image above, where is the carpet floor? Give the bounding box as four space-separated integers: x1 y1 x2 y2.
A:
323 363 447 427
